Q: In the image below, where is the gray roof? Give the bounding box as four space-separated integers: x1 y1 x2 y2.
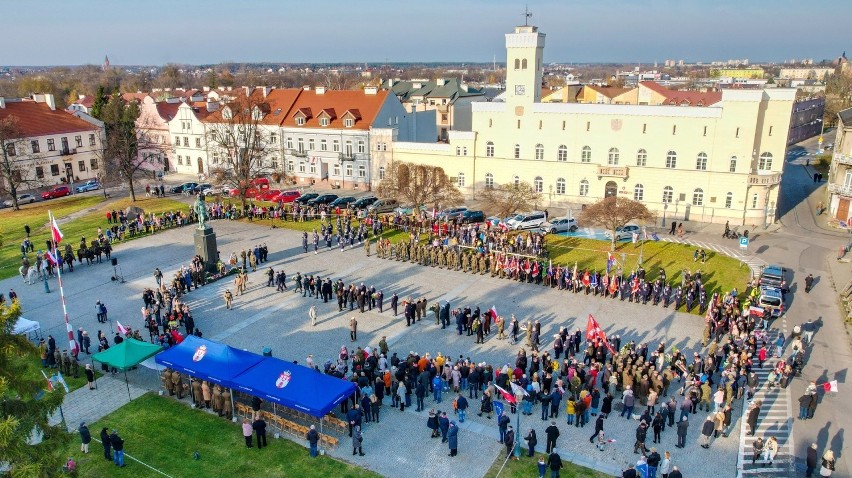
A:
390 78 483 104
839 107 852 126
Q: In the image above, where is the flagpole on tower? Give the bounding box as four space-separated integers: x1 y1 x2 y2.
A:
48 211 79 357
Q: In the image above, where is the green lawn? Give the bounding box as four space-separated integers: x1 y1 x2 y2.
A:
544 236 751 301
16 350 102 394
0 196 187 280
483 449 610 478
66 393 379 478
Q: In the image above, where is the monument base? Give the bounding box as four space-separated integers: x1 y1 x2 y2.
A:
193 226 218 274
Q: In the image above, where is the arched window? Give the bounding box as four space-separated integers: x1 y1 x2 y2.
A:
636 149 647 166
514 144 521 159
692 188 704 206
608 147 620 165
579 180 589 196
535 144 544 160
633 184 644 201
695 152 708 170
662 186 673 204
557 145 567 162
556 178 565 195
534 176 543 193
729 156 737 173
513 175 520 187
581 146 591 163
486 141 494 157
758 152 773 170
514 59 520 70
522 58 528 69
666 150 677 168
485 173 494 189
378 166 385 180
725 192 733 208
457 172 465 187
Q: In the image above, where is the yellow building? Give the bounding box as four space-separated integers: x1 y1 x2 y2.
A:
711 68 765 79
373 24 796 226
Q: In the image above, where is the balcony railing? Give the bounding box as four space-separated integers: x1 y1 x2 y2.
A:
834 153 852 166
290 149 307 158
829 183 852 197
747 172 781 186
59 148 76 156
596 165 629 179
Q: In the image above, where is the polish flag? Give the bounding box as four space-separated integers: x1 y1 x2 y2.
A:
45 250 58 265
823 380 838 393
490 306 498 320
50 213 64 244
510 381 529 397
116 321 129 335
494 384 517 404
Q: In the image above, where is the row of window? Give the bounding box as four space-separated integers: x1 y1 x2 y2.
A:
33 158 98 179
6 134 97 156
286 137 366 156
288 160 367 177
483 143 774 171
486 118 769 140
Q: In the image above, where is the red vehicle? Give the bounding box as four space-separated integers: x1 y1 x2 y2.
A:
42 185 71 199
228 177 270 198
255 189 281 201
272 190 301 203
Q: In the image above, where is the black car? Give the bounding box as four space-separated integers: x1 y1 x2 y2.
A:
460 210 485 224
329 196 357 208
294 193 319 204
351 196 378 210
170 182 198 194
308 194 338 206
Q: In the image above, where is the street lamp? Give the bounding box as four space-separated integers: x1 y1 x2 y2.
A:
662 201 668 227
817 119 825 153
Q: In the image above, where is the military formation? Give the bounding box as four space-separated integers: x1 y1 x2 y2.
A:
161 368 233 420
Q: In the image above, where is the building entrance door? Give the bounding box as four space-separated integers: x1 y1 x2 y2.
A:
64 163 73 183
604 181 617 198
197 160 204 175
837 198 850 222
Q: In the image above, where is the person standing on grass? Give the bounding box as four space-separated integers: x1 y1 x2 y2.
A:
242 419 254 448
78 422 91 454
110 430 124 467
548 450 563 477
253 416 268 449
306 425 319 458
100 427 111 461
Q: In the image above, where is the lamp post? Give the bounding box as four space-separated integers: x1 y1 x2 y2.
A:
662 201 668 228
817 119 825 153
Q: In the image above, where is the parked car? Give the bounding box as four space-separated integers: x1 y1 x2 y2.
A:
394 204 426 216
759 265 788 289
294 193 319 205
4 194 37 207
605 224 642 241
201 184 226 195
436 206 468 220
540 217 578 234
308 194 338 206
271 190 301 203
195 183 213 194
506 211 547 230
351 196 378 210
367 198 399 214
329 196 357 208
170 182 198 194
255 189 281 201
75 180 101 193
460 210 485 224
41 185 72 200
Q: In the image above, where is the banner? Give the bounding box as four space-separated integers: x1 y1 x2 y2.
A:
586 314 616 355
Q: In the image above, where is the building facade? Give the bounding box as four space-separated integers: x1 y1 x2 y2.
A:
0 94 104 192
827 108 852 222
379 25 796 227
389 78 485 139
787 97 826 145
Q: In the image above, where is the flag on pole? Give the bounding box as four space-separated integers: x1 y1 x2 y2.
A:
41 370 54 392
54 371 69 393
50 212 63 244
45 250 58 266
606 253 614 274
494 401 504 417
585 314 616 355
547 260 553 277
823 380 839 393
510 382 529 398
494 384 516 404
490 306 498 320
643 227 649 240
116 321 128 335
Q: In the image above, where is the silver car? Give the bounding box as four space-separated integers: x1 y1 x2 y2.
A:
540 217 578 234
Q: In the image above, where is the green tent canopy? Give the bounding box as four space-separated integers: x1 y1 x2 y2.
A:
92 338 163 370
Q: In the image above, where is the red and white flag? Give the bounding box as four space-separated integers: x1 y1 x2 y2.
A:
50 213 63 244
510 382 529 397
116 321 129 335
41 370 54 392
586 314 616 355
490 305 498 319
494 384 517 404
45 250 58 265
823 380 838 393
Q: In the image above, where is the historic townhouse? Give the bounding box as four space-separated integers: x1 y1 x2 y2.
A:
827 108 852 222
0 94 104 191
380 24 796 226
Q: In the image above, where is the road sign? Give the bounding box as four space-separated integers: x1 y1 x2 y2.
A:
739 236 749 249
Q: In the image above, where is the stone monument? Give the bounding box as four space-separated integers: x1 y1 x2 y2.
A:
193 194 218 274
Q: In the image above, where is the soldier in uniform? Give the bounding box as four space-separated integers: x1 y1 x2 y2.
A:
202 381 212 408
61 350 71 375
192 379 203 407
71 355 80 378
479 255 487 275
224 289 233 309
364 239 371 256
171 370 184 399
212 384 223 416
471 254 478 274
222 388 233 420
163 369 175 396
461 252 469 272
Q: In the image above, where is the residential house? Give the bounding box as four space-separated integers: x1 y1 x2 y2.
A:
827 108 852 222
389 78 485 140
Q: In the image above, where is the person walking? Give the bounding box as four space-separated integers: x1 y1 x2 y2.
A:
447 421 458 457
79 422 91 454
751 436 764 464
700 416 714 449
306 425 319 458
590 415 604 444
100 427 111 460
762 436 778 466
309 305 317 326
110 430 124 467
242 419 254 448
352 425 364 456
545 421 560 453
223 289 233 309
634 420 649 455
548 450 563 477
349 316 358 342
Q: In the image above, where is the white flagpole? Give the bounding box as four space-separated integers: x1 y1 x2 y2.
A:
49 211 78 356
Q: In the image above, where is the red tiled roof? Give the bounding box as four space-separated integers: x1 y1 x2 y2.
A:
640 81 722 107
121 92 150 103
585 85 632 98
155 101 180 121
74 95 95 108
203 88 302 126
0 100 99 138
281 90 388 130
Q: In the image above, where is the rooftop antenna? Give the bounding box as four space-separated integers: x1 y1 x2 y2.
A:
523 5 532 26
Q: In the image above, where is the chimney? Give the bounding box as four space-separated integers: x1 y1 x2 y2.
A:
386 78 394 88
0 97 5 109
364 86 378 95
315 86 326 95
413 82 422 89
44 94 56 110
261 86 273 97
203 86 210 92
437 78 446 86
302 85 311 91
206 101 219 112
243 86 252 97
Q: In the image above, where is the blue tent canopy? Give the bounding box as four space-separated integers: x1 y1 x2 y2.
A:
233 356 356 417
154 335 263 386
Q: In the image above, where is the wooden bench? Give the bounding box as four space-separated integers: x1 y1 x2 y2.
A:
320 434 339 448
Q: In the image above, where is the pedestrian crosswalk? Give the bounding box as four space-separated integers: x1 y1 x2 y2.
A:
661 237 766 277
787 150 809 157
737 327 796 477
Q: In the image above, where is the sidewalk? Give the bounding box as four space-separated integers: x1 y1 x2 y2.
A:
50 370 151 432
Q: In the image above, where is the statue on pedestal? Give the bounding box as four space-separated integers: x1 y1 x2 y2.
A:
194 194 209 230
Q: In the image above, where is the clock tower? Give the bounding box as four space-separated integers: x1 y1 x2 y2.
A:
505 24 545 105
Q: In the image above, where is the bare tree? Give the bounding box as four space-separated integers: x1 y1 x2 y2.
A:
377 161 463 210
205 92 279 207
0 116 43 210
478 181 542 218
579 196 654 251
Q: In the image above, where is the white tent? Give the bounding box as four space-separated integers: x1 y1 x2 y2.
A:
13 317 42 341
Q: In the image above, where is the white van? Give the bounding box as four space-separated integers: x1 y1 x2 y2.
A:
506 211 547 230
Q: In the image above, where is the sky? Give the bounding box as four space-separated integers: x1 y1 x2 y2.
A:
2 0 846 66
